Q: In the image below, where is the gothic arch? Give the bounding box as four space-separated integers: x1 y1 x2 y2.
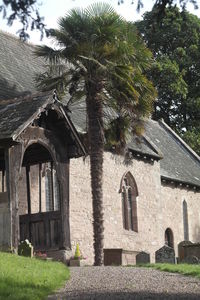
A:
165 228 174 248
119 171 139 196
120 172 138 232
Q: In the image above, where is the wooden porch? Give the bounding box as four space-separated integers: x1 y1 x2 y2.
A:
20 211 61 251
0 92 86 252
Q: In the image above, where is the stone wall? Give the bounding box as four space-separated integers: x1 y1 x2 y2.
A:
70 152 163 265
70 152 200 265
160 183 200 257
69 156 94 264
14 151 200 265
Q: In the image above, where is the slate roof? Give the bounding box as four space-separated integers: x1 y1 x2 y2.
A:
0 30 45 100
68 101 200 187
144 119 200 187
0 92 53 140
68 101 162 159
0 31 200 187
128 136 161 160
0 90 86 156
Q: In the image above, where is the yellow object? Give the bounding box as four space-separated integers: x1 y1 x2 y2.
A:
74 244 81 259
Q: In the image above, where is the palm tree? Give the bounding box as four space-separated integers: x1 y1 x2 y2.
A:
35 3 156 266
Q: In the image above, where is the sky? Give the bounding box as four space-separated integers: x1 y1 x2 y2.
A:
1 0 200 45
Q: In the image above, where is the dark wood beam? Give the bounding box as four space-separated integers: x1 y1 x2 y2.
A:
59 159 71 249
39 163 42 213
5 144 23 250
2 169 5 192
50 162 54 211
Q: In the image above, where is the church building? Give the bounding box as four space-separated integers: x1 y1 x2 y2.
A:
0 31 200 265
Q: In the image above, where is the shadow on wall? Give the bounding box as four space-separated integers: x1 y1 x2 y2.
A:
0 76 31 101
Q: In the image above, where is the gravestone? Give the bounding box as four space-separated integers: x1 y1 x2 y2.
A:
155 245 175 264
136 251 150 264
178 241 193 262
18 240 33 257
182 255 199 264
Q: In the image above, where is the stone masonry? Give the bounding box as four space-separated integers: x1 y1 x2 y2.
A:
13 150 200 265
69 152 200 265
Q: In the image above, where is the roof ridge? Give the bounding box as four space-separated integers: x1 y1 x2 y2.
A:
0 30 37 49
158 119 200 165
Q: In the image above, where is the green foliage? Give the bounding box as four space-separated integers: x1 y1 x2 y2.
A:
1 1 198 40
0 251 69 300
136 7 200 155
117 0 198 12
182 127 200 153
35 3 156 151
0 0 48 40
74 244 81 259
35 2 156 266
141 263 200 278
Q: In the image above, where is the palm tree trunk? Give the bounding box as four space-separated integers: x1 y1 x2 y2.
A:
86 81 104 266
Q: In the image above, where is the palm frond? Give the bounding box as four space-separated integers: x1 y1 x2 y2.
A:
78 55 107 71
85 2 117 18
34 45 64 64
35 2 156 146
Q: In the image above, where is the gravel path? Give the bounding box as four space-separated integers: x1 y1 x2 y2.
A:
48 266 200 300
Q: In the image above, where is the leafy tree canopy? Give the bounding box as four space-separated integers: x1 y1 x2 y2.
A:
118 0 198 13
0 0 48 40
136 6 200 155
35 4 156 148
0 0 198 40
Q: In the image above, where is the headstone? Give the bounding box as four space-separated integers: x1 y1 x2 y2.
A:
178 241 193 262
155 245 175 264
136 251 150 264
18 239 33 257
182 255 199 265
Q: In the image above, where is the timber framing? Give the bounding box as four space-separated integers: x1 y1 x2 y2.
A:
0 90 86 252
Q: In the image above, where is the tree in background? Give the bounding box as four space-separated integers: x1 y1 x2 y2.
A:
0 0 198 40
0 0 47 40
35 3 156 265
136 7 200 155
118 0 198 14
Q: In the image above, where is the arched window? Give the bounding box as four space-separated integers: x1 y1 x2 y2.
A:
45 162 60 212
120 172 138 232
165 228 174 248
45 164 53 211
183 200 189 241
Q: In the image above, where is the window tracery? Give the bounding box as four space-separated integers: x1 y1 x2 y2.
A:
121 172 138 232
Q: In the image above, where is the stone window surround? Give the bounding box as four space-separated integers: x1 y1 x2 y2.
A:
120 172 138 233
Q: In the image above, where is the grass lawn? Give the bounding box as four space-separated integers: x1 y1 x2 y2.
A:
142 263 200 279
0 252 70 300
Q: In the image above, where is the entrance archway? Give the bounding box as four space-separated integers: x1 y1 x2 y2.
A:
19 143 62 250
